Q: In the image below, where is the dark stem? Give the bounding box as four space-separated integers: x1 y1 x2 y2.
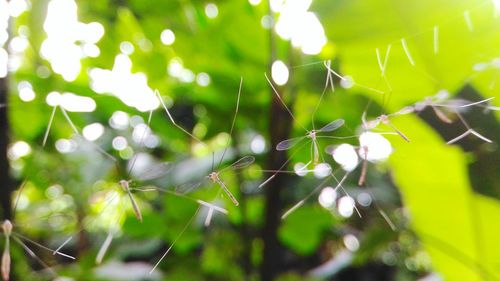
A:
260 83 292 281
235 153 252 280
0 76 13 221
260 2 295 280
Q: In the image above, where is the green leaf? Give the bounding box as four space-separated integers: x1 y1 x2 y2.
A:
278 205 333 255
320 0 500 279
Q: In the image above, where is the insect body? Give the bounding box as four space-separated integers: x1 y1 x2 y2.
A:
1 221 12 281
276 119 345 166
363 108 413 142
1 220 74 281
207 171 239 206
119 180 143 222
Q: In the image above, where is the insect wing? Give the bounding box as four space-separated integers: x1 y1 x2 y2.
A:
227 156 255 170
176 178 207 194
135 162 172 181
317 119 345 132
276 136 305 151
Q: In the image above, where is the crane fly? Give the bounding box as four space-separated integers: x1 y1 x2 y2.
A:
413 92 454 123
265 72 346 166
129 186 229 227
362 107 414 142
261 69 352 188
276 119 346 166
116 109 163 223
93 160 172 264
92 167 231 265
177 156 255 206
149 79 247 274
53 155 172 265
1 220 75 281
413 92 496 124
173 78 253 206
119 180 144 222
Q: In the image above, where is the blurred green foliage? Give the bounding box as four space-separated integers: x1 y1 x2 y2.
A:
1 0 499 280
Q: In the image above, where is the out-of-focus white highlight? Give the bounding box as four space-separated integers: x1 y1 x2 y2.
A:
55 139 77 153
205 3 219 19
8 0 29 18
270 0 285 12
358 132 392 162
46 91 61 106
275 0 326 55
494 0 500 11
313 163 331 178
261 15 273 29
340 75 354 89
196 72 210 87
160 29 175 46
318 186 337 209
131 123 158 148
45 91 96 112
9 36 29 53
83 123 105 141
81 22 104 44
18 81 35 102
60 92 96 112
249 0 261 6
19 87 35 101
82 43 100 57
8 141 31 160
332 144 359 172
294 162 308 176
338 196 355 218
42 0 104 81
343 234 360 251
109 111 129 130
132 124 150 143
89 54 159 111
119 41 134 55
357 192 372 207
0 48 8 78
271 60 289 86
167 58 197 84
250 135 266 154
112 136 128 151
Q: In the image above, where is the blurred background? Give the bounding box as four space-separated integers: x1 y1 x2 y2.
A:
0 0 499 280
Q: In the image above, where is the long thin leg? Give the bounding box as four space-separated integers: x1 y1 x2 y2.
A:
96 232 113 264
13 233 75 260
150 207 200 274
264 73 307 131
156 90 208 147
258 140 310 188
216 179 239 206
42 105 58 147
12 236 57 278
218 77 243 169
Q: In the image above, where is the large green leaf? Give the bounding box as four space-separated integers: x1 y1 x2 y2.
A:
318 0 500 279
